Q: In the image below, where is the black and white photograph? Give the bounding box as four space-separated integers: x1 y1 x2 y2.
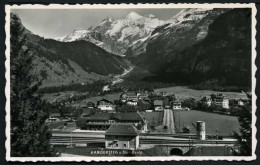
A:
5 3 256 161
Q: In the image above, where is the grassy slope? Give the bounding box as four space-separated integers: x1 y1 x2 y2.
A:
34 57 108 88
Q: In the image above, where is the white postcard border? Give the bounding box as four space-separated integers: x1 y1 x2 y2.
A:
5 3 257 162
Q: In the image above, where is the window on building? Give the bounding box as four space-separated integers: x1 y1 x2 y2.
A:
124 144 127 147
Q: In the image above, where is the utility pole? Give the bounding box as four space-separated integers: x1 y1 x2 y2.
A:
188 136 191 151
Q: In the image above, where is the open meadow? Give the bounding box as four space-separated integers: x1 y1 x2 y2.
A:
155 86 248 100
140 111 164 128
174 110 240 136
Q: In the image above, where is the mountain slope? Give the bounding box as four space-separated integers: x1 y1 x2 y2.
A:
35 38 131 75
134 8 251 88
12 14 131 87
57 12 164 55
143 8 228 67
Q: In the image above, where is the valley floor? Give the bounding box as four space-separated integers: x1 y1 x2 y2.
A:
154 86 248 100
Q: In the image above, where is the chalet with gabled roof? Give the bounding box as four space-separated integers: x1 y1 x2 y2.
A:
201 96 212 106
86 101 95 108
172 99 182 110
97 99 115 112
154 100 163 111
105 124 139 149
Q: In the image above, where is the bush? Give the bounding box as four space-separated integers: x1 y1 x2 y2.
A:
182 98 198 109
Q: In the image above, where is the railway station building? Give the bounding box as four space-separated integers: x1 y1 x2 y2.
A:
105 124 140 149
76 112 147 132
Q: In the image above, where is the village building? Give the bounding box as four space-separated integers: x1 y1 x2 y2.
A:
76 112 147 132
105 124 139 149
137 92 149 100
182 125 191 133
120 91 149 102
120 92 128 100
154 100 164 111
201 96 212 106
237 98 244 106
141 98 151 104
126 100 138 106
97 99 115 112
158 91 168 97
172 100 182 110
126 92 138 101
49 112 61 119
212 93 229 109
47 112 61 122
86 101 95 108
120 97 127 103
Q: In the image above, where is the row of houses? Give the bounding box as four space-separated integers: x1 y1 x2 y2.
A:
201 93 247 109
81 91 182 113
201 93 229 109
120 91 149 105
80 99 115 112
153 99 182 111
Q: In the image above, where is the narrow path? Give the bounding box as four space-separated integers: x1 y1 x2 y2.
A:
163 109 175 133
52 93 65 103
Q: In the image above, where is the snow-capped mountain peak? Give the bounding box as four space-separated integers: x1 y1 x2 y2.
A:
168 8 214 24
125 12 143 20
55 11 165 55
102 17 114 23
145 14 157 18
56 29 90 42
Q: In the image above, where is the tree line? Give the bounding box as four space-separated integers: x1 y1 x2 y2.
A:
10 13 58 157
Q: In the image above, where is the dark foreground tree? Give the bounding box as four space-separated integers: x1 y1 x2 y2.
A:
10 13 58 156
233 103 252 156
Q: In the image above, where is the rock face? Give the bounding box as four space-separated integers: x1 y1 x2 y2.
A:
56 12 165 55
144 8 228 64
134 8 251 88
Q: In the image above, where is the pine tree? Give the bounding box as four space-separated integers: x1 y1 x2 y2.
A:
10 13 58 157
233 99 252 156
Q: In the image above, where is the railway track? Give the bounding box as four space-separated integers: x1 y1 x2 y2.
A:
50 134 236 146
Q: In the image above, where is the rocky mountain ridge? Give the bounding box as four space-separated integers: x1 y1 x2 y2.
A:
133 8 251 88
56 12 165 55
13 8 252 89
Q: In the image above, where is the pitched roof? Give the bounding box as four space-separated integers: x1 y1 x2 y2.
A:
87 112 113 121
173 99 181 103
86 101 95 107
105 124 139 136
97 99 113 104
126 92 137 96
82 108 93 116
79 112 144 122
50 113 61 117
112 112 144 122
154 100 163 106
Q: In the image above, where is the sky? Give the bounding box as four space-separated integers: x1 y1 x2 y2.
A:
12 9 182 39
